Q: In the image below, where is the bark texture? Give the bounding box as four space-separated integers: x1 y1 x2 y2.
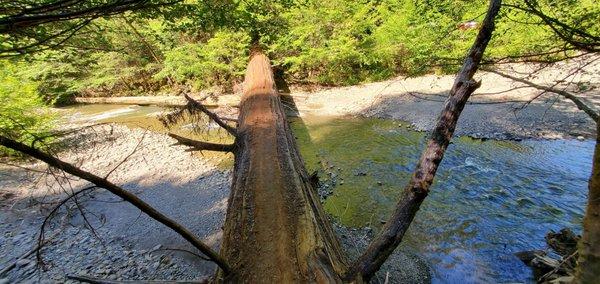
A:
346 0 502 281
575 118 600 284
218 52 348 282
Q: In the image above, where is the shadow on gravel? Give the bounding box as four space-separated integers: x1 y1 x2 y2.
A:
0 166 229 282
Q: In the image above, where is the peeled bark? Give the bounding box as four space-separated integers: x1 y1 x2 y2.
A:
217 52 349 282
575 118 600 284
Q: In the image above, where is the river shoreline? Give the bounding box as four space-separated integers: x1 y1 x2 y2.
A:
1 59 598 282
73 58 599 141
0 123 431 283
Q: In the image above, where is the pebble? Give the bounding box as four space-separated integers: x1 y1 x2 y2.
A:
151 244 163 252
15 259 33 267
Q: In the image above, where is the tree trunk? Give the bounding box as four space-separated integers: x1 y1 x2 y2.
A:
217 52 349 282
575 118 600 284
346 0 501 281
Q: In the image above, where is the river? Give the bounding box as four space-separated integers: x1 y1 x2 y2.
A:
65 104 594 283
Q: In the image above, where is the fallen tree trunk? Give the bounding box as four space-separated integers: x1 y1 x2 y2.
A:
217 51 349 282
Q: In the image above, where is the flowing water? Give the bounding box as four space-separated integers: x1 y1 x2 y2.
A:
64 104 594 283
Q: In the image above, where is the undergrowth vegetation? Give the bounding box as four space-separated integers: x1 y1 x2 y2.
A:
3 0 597 102
0 60 55 156
0 0 598 154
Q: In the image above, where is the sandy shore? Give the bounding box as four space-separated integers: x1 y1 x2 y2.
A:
290 56 599 139
74 56 599 139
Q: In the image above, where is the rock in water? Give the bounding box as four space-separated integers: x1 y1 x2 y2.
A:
546 228 579 256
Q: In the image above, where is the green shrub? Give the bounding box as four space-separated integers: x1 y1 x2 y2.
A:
157 30 251 91
0 60 55 156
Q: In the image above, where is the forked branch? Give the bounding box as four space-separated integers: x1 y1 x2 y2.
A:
347 0 502 281
183 93 237 136
0 135 231 275
168 133 235 152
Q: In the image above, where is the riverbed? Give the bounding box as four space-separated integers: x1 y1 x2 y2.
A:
62 104 594 283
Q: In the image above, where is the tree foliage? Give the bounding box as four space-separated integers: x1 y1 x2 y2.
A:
0 60 55 155
0 0 598 150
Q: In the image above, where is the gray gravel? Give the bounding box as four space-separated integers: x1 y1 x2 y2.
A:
0 125 229 283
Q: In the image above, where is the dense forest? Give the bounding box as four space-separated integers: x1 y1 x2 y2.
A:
1 0 600 283
2 0 598 150
1 0 596 95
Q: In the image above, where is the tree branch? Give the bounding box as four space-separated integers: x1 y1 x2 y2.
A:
484 68 599 121
168 133 235 152
183 93 237 136
0 0 180 33
346 0 502 281
0 135 231 275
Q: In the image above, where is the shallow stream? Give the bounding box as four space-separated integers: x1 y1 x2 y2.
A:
64 104 594 283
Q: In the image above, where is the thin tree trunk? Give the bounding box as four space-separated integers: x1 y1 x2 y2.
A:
575 118 600 284
217 51 349 282
346 0 502 281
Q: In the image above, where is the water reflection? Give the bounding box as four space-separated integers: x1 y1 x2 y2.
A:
289 115 593 283
63 104 235 169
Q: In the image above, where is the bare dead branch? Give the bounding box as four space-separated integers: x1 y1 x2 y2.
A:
36 185 97 266
104 130 147 179
484 69 599 121
0 0 179 33
155 247 210 261
168 133 235 152
0 135 231 274
183 93 237 136
503 2 600 52
219 117 238 123
347 0 502 281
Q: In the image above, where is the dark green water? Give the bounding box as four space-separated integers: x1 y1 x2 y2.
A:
66 105 594 283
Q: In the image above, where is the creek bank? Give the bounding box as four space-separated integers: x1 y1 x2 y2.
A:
516 228 580 283
0 122 431 283
75 57 599 141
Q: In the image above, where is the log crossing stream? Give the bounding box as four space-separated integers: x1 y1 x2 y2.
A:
63 103 593 283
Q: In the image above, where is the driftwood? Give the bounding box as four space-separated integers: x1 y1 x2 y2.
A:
168 133 235 152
